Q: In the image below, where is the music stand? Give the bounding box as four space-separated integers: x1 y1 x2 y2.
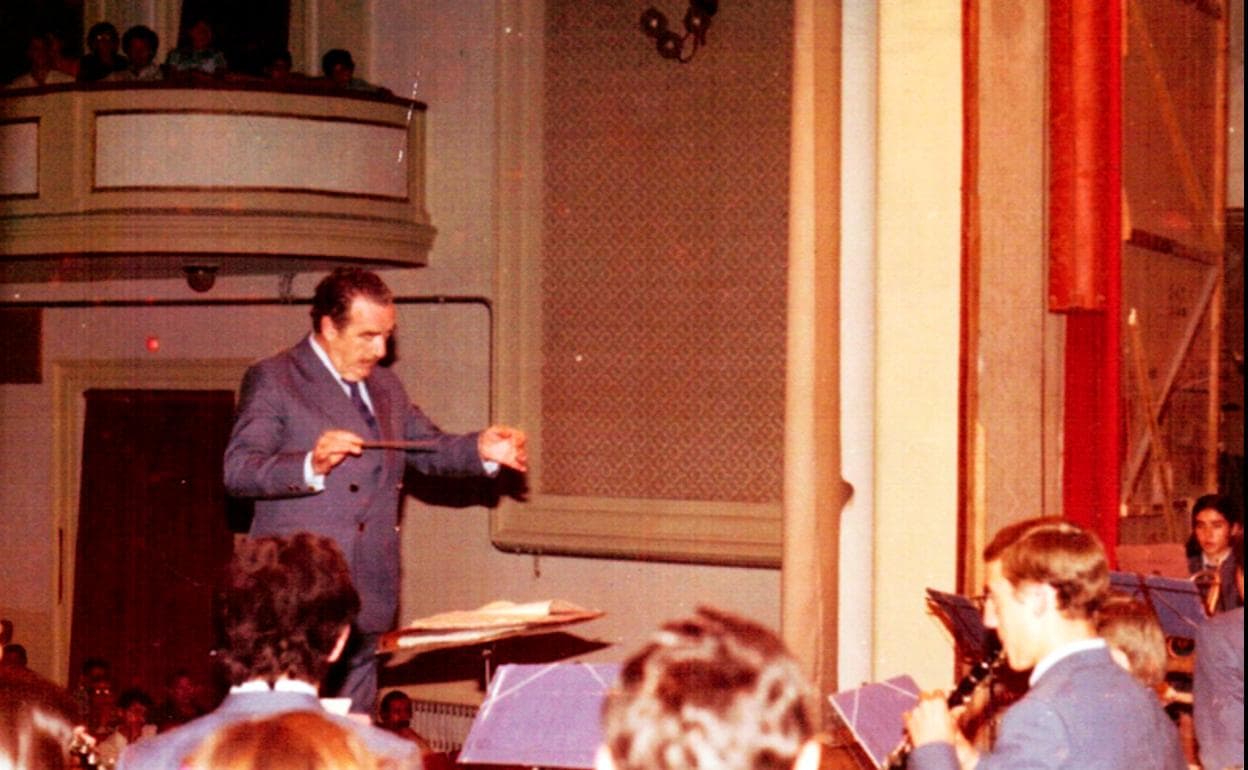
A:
827 675 920 769
925 588 996 662
1109 571 1206 640
458 662 619 769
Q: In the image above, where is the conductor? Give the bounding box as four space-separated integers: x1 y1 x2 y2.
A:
224 267 527 714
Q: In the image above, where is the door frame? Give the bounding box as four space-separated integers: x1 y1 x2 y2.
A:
50 358 250 684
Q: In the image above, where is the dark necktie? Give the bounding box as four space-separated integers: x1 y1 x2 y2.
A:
346 381 379 437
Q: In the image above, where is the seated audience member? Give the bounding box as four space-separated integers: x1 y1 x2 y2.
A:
1193 532 1244 770
46 29 80 80
85 680 118 743
6 32 76 88
264 49 295 82
377 690 424 744
164 18 227 80
320 49 389 94
904 517 1186 770
96 688 157 765
0 666 80 770
110 25 162 82
1095 592 1168 690
116 533 421 770
183 710 381 770
72 656 113 722
1187 494 1243 615
78 22 128 81
598 606 822 770
1 643 28 668
155 668 206 731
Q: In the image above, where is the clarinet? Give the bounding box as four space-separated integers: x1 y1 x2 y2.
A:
884 645 1003 770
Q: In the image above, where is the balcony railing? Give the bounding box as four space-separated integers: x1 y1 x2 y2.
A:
0 81 433 285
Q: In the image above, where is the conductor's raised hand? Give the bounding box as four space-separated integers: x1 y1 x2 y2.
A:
478 425 528 472
311 429 365 475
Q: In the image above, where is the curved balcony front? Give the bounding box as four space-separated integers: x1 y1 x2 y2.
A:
0 82 433 284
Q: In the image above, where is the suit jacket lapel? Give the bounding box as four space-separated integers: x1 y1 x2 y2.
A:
291 338 369 434
365 373 392 441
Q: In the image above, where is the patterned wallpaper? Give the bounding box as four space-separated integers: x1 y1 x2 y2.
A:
540 0 792 503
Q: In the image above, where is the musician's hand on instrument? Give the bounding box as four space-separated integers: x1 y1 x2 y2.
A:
478 425 528 472
904 691 956 748
951 728 980 770
312 429 365 475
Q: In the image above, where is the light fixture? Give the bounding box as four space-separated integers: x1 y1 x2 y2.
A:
639 0 718 63
183 265 218 293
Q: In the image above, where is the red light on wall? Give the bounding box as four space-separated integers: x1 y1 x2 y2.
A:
145 335 160 353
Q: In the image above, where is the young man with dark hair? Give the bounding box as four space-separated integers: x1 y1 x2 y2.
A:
904 517 1185 770
1188 494 1244 615
224 267 526 714
117 534 422 770
598 606 823 770
1193 531 1244 770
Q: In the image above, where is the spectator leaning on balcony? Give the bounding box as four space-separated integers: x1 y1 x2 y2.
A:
6 32 76 88
165 17 227 81
109 26 162 82
320 49 389 95
78 22 129 82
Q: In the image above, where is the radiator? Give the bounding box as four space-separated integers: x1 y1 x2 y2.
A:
409 699 480 753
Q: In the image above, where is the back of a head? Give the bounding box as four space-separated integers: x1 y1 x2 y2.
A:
984 516 1109 619
183 711 380 770
1095 592 1167 687
601 606 816 770
216 533 360 687
0 667 79 770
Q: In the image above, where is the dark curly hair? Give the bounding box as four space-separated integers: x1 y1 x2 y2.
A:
216 534 360 687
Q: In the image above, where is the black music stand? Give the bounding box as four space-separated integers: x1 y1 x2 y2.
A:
925 588 997 662
1109 571 1206 640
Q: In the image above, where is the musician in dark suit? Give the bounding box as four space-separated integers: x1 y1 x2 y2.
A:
118 534 421 770
1186 494 1243 615
1193 532 1244 770
904 517 1186 770
223 268 526 714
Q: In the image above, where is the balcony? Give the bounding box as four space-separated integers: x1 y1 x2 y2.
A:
0 81 433 285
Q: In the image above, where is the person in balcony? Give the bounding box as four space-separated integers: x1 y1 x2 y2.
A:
6 32 76 88
46 29 81 80
110 26 163 82
320 49 390 95
78 22 129 82
165 18 227 82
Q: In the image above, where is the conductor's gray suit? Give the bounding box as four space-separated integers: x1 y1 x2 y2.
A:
223 336 486 707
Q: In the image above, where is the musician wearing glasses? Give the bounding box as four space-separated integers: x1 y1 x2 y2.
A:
903 517 1185 770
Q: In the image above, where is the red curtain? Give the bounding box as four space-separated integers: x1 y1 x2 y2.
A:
1049 0 1122 556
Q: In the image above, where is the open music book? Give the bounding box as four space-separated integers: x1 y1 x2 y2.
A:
377 599 605 656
